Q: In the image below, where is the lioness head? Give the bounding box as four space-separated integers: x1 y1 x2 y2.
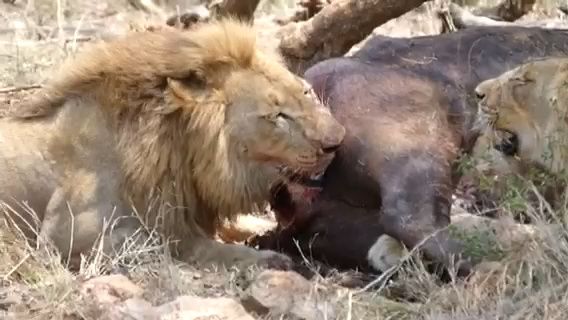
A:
474 57 568 174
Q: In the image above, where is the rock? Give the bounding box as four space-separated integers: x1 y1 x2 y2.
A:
0 287 24 309
102 293 255 320
245 270 336 320
155 295 255 320
450 213 541 252
107 298 157 320
80 275 256 320
81 274 144 306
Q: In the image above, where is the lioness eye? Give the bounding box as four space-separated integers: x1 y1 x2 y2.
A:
276 112 291 120
275 113 291 130
513 77 533 84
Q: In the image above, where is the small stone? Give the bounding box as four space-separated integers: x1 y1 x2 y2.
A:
108 298 157 320
81 274 144 306
0 292 22 308
246 270 336 320
155 295 255 320
0 285 26 310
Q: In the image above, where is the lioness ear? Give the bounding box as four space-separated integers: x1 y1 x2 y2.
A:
559 61 568 77
514 64 535 84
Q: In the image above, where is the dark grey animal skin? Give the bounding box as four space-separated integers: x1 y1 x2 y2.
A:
252 26 568 277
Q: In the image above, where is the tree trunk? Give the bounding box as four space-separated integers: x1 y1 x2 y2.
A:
163 0 427 74
277 0 427 75
208 0 261 22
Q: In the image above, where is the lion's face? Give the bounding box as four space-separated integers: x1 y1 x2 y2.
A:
474 58 568 173
222 65 345 182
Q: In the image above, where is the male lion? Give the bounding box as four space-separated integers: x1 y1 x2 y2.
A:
0 19 345 270
475 57 568 176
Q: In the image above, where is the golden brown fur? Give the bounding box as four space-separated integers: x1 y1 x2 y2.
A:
1 18 345 269
475 57 568 175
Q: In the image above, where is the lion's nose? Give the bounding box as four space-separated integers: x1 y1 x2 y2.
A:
321 124 345 154
475 88 486 101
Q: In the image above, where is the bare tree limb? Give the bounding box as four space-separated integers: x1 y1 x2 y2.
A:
276 0 427 75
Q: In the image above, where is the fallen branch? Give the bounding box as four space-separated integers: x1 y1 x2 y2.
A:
446 3 514 29
277 0 428 75
0 85 42 94
64 37 92 44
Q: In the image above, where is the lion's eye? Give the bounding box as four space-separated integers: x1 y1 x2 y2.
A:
263 112 292 124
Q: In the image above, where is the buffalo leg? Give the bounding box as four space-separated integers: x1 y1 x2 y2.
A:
377 151 475 276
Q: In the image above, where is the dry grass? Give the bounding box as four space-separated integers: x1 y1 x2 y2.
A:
2 0 568 319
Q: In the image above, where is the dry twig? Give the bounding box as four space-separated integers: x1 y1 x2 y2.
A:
0 84 42 94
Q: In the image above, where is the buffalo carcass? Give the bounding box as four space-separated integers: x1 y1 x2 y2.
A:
250 26 568 276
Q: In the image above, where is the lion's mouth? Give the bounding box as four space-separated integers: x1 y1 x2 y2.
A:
270 167 324 229
277 166 325 188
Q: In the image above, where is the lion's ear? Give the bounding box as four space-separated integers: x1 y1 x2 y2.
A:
168 78 192 101
165 72 208 113
168 70 207 95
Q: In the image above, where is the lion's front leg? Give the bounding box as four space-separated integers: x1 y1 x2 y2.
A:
38 182 145 269
179 236 295 271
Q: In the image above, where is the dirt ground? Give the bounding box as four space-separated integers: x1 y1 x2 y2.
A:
2 0 568 319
